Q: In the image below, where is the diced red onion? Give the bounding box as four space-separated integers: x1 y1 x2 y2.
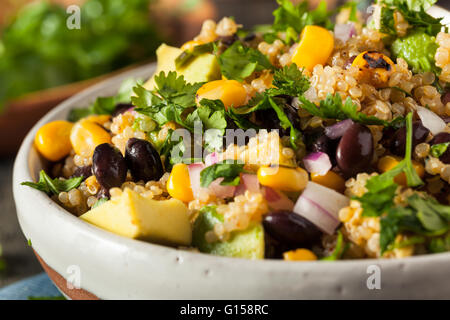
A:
188 162 235 199
188 163 205 199
262 187 294 211
293 182 349 234
209 178 236 198
303 152 332 175
417 106 446 135
204 152 220 166
334 23 356 43
325 119 354 139
241 173 260 193
294 196 340 234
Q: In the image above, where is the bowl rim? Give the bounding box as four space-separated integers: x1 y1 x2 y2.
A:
13 8 450 270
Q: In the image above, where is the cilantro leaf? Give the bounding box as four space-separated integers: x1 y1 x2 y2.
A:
200 162 245 188
297 93 403 126
21 170 83 195
218 41 273 82
68 78 142 122
380 6 397 36
154 71 203 107
380 0 445 37
321 231 349 261
266 63 310 97
380 195 450 254
430 142 450 158
429 234 450 253
132 72 203 130
354 112 423 217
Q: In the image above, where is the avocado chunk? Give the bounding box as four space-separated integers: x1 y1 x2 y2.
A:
80 188 192 246
144 43 221 90
192 206 264 259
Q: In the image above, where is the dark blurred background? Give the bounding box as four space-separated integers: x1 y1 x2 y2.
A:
0 0 449 289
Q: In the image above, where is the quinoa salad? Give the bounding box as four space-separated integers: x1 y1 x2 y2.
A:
23 0 450 261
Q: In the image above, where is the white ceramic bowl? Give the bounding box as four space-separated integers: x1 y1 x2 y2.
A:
13 8 450 299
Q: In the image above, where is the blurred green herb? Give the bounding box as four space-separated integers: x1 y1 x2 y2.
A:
68 78 142 122
0 0 162 112
321 231 349 261
430 142 450 158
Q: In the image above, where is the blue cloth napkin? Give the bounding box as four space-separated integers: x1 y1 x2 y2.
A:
0 273 63 300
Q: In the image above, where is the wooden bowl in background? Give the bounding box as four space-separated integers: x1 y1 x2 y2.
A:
0 61 152 157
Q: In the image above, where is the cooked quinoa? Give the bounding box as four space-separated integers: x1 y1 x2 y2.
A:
24 0 450 261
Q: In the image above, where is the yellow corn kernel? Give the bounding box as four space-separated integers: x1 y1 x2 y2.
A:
85 175 100 194
196 80 247 110
70 119 112 157
34 120 74 161
311 171 346 193
283 248 317 261
351 51 395 87
181 40 203 51
257 166 308 192
291 25 334 71
167 163 194 202
85 115 111 125
378 155 425 186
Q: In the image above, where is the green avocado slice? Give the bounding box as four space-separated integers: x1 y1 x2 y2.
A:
192 206 265 259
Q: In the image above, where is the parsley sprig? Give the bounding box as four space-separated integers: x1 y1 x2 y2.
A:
21 170 83 195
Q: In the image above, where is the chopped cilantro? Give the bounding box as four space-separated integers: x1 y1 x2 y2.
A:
200 162 246 188
92 198 108 209
354 113 423 218
217 41 273 82
21 170 83 196
430 142 450 158
297 93 404 126
429 234 450 253
378 0 445 37
321 231 349 261
266 64 310 97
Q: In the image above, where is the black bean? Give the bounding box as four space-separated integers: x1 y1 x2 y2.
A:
112 103 133 117
243 33 256 42
390 121 429 156
263 211 322 247
253 103 300 136
125 138 164 182
92 143 127 190
311 134 339 164
336 123 373 177
72 165 92 180
442 92 450 105
430 132 450 164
